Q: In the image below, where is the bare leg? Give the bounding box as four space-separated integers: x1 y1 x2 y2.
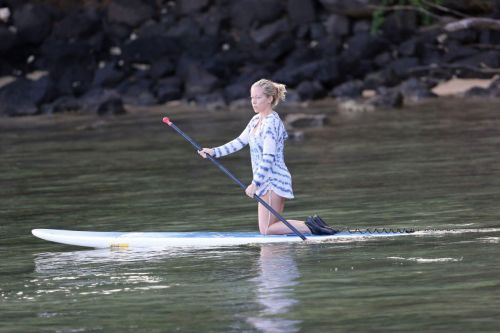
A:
258 191 310 235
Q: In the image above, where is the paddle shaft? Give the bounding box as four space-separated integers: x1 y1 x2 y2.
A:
163 117 307 240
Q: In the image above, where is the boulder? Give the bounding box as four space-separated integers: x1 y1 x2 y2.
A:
194 91 227 110
0 76 50 116
121 35 178 63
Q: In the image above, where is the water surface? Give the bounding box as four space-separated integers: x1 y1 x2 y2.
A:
1 99 500 332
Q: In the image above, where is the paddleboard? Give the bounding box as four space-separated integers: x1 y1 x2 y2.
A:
32 229 412 249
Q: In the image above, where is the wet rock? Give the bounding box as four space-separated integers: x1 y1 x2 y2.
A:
43 95 81 114
0 76 50 116
337 99 375 113
96 97 126 115
80 89 126 115
285 113 327 129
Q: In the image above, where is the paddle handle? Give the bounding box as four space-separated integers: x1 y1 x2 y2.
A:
163 117 307 240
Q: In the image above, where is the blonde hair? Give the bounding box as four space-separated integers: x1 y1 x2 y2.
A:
252 79 286 108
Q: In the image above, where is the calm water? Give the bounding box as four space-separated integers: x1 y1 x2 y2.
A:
1 99 500 332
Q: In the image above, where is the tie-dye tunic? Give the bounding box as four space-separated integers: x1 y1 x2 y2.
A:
213 111 294 199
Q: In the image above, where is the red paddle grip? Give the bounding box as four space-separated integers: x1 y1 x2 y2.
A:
162 117 172 126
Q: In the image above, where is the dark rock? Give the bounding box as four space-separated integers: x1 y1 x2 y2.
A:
93 63 126 87
446 30 478 44
398 37 420 57
155 77 183 103
316 35 342 57
318 0 377 17
102 21 132 44
296 80 326 100
107 0 155 27
464 86 491 97
342 32 389 62
352 20 371 33
48 60 96 97
148 58 175 79
43 95 81 114
266 34 295 61
12 3 53 44
442 43 479 63
224 81 249 102
323 14 350 36
176 0 210 15
287 0 316 24
52 8 100 39
250 17 290 46
0 27 17 53
316 58 341 86
374 52 392 68
194 91 227 110
230 0 285 29
369 88 403 109
453 51 500 70
385 57 420 79
0 76 50 116
183 64 220 99
97 97 126 115
121 35 178 63
117 78 157 105
380 11 418 43
330 80 363 98
398 77 437 102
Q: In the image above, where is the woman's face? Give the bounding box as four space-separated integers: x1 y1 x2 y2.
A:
250 85 272 114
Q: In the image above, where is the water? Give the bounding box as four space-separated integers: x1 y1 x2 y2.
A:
1 99 500 332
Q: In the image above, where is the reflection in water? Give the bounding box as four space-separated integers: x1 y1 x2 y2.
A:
247 245 301 333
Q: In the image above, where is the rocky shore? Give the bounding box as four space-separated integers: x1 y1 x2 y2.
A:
0 0 499 117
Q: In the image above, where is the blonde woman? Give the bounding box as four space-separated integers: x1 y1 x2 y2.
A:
199 79 336 236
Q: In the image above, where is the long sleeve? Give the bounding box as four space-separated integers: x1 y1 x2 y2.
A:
252 123 277 187
213 126 250 158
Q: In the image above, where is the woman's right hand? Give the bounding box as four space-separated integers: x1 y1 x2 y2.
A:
198 148 214 159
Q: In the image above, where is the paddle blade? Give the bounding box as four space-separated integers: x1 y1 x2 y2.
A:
162 117 172 126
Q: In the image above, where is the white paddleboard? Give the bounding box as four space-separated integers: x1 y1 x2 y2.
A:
32 229 411 249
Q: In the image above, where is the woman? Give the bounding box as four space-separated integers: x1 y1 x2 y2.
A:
198 79 337 236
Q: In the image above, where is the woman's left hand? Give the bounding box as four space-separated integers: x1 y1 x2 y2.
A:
245 183 257 198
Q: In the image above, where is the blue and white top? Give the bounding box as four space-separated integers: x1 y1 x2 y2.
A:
213 111 294 199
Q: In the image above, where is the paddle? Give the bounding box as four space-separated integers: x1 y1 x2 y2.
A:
162 117 307 240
